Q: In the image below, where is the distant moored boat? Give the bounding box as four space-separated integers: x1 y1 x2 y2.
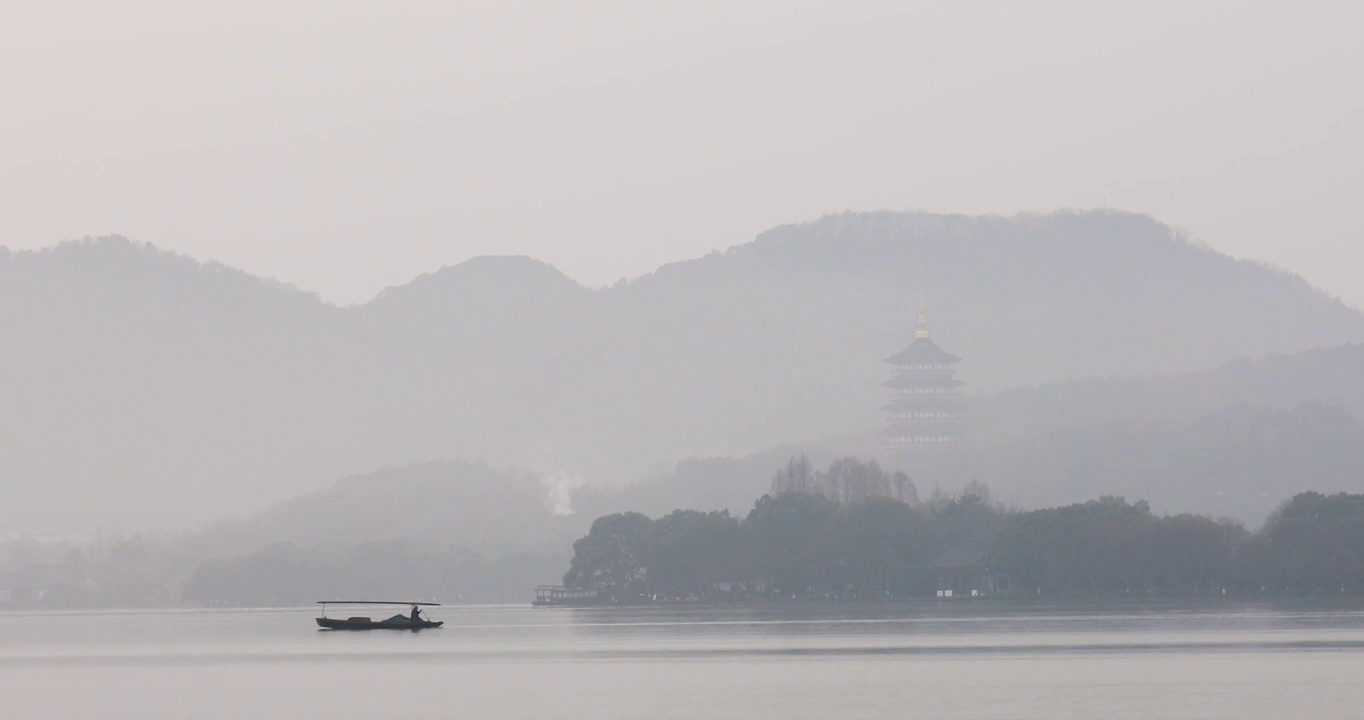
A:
532 586 605 607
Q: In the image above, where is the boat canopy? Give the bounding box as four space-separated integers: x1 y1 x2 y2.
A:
316 601 441 605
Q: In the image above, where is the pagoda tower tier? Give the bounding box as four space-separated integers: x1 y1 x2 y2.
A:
882 297 965 451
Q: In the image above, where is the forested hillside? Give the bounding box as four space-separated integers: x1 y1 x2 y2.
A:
4 210 1362 530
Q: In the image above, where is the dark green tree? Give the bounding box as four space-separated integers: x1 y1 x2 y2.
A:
1260 492 1364 593
645 509 744 596
1156 514 1246 593
890 471 919 506
562 512 654 597
820 497 930 599
993 496 1154 594
744 492 840 597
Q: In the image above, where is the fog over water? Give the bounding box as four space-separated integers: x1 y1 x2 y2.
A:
4 603 1364 719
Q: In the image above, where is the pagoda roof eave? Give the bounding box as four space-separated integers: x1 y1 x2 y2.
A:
883 377 964 390
881 401 963 412
884 337 962 366
879 427 967 438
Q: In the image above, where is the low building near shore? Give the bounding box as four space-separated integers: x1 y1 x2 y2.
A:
928 542 1014 598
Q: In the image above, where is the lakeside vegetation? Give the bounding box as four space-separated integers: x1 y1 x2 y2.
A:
0 537 561 608
560 458 1364 601
7 455 1363 608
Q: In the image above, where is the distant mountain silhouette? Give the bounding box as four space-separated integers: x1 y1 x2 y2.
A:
358 255 592 350
237 461 583 554
3 210 1363 531
935 343 1364 522
978 343 1364 436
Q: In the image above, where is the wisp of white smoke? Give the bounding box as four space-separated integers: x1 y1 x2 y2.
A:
540 471 585 516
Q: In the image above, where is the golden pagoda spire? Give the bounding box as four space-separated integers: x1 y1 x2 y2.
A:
915 293 929 339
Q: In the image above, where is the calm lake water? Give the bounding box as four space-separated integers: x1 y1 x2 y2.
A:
3 600 1363 719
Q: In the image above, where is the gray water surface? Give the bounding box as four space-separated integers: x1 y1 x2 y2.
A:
3 601 1362 718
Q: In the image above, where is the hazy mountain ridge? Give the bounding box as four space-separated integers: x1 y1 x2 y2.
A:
239 461 583 553
977 343 1364 439
4 211 1363 532
933 401 1364 524
0 236 329 319
357 255 593 349
1 237 505 529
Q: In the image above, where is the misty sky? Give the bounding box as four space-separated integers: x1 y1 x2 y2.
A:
3 0 1360 308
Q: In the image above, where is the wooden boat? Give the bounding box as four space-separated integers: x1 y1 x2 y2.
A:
315 601 443 630
532 585 607 607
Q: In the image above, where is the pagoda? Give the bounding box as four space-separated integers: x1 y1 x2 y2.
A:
881 297 964 451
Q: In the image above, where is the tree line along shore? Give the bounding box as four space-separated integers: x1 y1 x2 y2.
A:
8 456 1364 608
557 457 1364 602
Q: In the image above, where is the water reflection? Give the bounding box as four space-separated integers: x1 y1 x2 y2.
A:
3 600 1364 719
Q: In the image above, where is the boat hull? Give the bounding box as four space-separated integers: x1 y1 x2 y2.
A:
316 617 444 630
531 598 607 607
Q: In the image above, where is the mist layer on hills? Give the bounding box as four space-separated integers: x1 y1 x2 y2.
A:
3 210 1362 531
